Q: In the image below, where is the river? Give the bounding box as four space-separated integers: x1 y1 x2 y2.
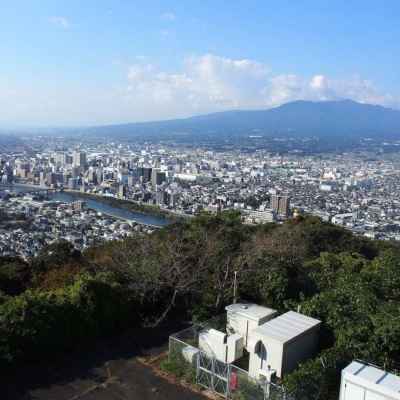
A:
0 184 170 227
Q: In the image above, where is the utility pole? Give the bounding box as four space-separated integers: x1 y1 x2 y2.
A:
233 271 238 304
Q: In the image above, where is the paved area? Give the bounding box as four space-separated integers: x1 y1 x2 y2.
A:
3 324 205 400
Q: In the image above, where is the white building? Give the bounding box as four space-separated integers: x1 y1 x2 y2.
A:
243 209 276 224
198 303 321 380
339 361 400 400
246 311 321 378
226 303 277 346
198 329 244 364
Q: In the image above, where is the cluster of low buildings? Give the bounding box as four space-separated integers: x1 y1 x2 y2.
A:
1 138 400 240
0 192 148 259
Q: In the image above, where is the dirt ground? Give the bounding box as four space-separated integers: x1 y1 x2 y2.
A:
2 323 206 400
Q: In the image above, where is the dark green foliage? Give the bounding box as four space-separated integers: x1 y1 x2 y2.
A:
1 214 400 399
0 272 133 367
0 257 30 295
283 348 347 400
31 240 82 273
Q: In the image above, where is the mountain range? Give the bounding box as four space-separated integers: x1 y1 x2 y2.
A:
84 99 400 139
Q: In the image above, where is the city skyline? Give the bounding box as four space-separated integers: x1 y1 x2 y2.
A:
1 0 400 127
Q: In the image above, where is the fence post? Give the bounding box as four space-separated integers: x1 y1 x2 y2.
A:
211 357 215 392
196 350 200 386
226 363 231 399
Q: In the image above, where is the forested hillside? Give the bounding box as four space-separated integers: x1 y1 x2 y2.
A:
1 212 400 399
82 100 400 140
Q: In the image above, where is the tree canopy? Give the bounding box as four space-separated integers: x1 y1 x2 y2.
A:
1 212 399 399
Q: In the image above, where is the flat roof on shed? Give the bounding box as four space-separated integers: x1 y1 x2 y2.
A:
343 361 400 396
226 303 277 322
254 311 321 344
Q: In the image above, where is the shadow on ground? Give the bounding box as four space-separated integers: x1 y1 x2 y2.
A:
3 321 204 400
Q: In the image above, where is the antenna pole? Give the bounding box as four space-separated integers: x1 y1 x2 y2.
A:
233 271 238 303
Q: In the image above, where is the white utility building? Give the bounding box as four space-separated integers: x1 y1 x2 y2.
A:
247 311 321 378
226 303 277 346
199 328 244 364
339 361 400 400
196 303 321 381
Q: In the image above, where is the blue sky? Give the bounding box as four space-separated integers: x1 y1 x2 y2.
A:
1 0 400 126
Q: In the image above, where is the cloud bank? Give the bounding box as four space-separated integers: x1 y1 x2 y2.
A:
124 54 397 120
0 53 398 126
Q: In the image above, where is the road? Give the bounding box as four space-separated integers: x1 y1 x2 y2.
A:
3 324 205 400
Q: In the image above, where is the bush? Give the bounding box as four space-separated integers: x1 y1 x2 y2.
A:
0 272 134 368
160 348 196 383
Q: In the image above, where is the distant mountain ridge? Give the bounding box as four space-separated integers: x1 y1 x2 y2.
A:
83 100 400 139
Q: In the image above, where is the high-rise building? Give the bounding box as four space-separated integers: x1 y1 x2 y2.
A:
271 194 290 217
96 168 103 184
87 169 98 185
127 175 136 186
72 151 87 169
71 167 81 178
156 190 167 205
118 184 127 199
140 167 152 183
40 172 46 187
68 177 79 190
151 168 166 187
54 152 67 166
46 172 57 186
15 160 30 178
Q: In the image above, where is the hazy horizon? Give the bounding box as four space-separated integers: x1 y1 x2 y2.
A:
2 98 393 131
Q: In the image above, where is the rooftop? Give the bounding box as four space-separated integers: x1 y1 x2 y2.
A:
225 303 277 322
344 361 400 397
254 311 321 343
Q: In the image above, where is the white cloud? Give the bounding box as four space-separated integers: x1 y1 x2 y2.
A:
310 75 327 90
161 12 176 21
266 74 306 106
307 74 394 105
123 55 398 120
1 54 398 126
125 54 270 116
49 16 70 29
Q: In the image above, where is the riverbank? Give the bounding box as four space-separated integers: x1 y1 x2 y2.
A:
63 190 187 222
1 183 188 226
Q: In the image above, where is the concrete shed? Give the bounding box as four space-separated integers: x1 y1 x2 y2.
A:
198 328 244 364
226 303 277 346
339 361 400 400
247 311 321 378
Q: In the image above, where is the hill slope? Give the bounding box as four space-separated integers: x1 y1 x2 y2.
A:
86 100 400 139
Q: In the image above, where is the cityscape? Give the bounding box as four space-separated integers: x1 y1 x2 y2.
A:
2 2 400 400
1 135 400 259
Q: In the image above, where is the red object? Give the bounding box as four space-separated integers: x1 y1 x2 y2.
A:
230 371 238 391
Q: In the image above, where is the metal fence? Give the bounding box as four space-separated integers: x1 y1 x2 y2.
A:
197 349 230 397
168 320 294 400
